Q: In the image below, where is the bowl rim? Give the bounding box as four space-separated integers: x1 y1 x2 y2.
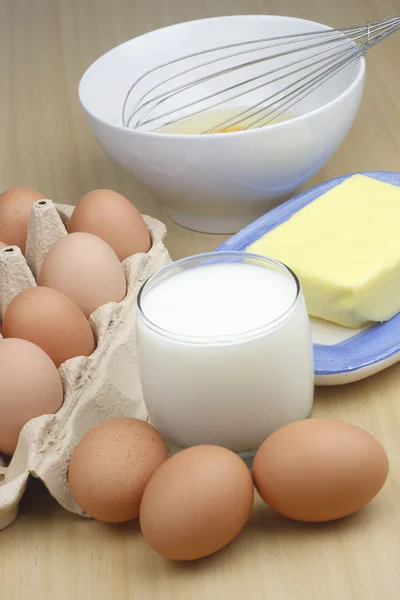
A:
78 14 366 139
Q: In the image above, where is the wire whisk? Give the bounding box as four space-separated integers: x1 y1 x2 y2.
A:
122 17 400 134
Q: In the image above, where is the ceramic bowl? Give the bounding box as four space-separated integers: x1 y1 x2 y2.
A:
79 15 365 234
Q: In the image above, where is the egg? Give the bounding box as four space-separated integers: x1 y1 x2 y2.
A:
0 187 46 253
38 232 127 318
0 338 64 455
140 445 254 561
2 286 96 367
252 419 389 522
68 189 151 261
68 418 168 522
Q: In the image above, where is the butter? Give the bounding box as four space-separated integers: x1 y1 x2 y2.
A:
247 174 400 328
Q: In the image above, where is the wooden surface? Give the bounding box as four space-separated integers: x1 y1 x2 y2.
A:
1 0 400 598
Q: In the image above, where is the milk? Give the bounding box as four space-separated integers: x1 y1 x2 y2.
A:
136 253 314 453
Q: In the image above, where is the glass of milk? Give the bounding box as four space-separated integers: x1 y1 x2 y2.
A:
136 252 314 455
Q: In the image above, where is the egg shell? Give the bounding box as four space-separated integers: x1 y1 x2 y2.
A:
0 187 46 253
252 419 389 522
0 338 64 455
68 189 151 261
68 418 169 523
38 232 127 318
140 445 254 561
2 286 96 367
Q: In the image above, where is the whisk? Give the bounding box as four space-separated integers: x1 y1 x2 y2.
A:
122 17 400 134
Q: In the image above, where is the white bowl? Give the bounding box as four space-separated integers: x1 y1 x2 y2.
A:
79 15 365 234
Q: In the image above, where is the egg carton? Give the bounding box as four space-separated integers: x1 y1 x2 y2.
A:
0 200 172 530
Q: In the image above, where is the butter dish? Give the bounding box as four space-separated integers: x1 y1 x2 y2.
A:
216 171 400 385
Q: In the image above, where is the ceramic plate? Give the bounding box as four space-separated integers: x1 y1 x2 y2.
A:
216 171 400 386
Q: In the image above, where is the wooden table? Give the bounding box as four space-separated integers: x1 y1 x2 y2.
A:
1 1 400 598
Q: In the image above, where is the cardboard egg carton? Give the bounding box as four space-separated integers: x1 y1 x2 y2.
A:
0 200 171 530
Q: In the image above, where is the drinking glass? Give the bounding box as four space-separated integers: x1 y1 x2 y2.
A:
136 251 314 455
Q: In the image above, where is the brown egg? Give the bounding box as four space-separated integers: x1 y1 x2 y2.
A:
0 338 64 455
252 419 389 522
38 232 127 318
0 187 46 253
68 418 168 522
2 286 95 367
68 189 151 261
140 445 254 561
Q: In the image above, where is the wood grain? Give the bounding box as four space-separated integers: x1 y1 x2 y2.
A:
1 0 400 598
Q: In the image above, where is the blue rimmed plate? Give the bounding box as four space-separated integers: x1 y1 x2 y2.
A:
216 171 400 386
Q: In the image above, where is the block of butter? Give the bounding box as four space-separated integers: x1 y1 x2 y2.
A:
247 174 400 328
